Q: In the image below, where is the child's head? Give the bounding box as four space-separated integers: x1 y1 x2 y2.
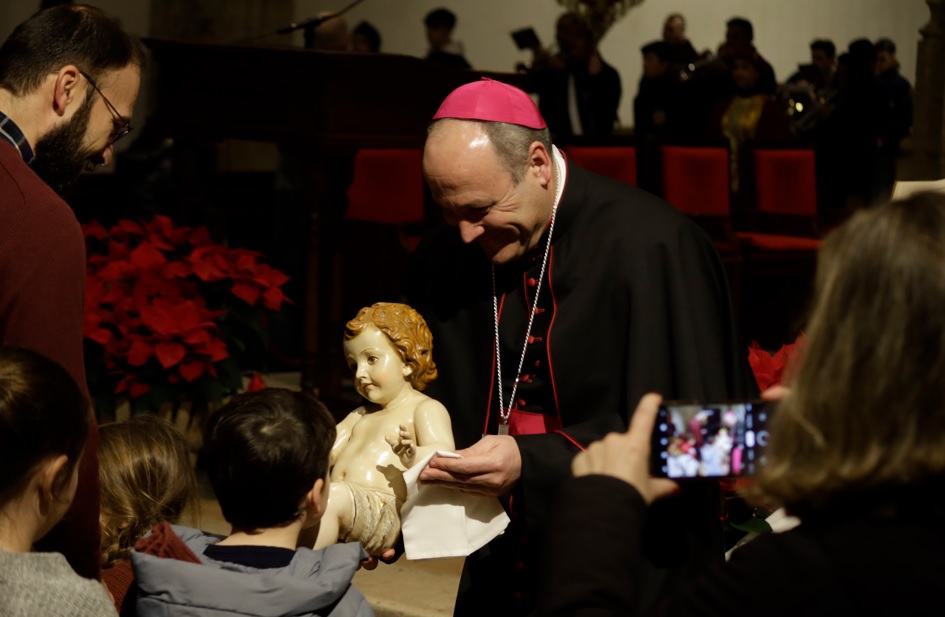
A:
343 302 438 391
98 415 197 568
203 389 336 531
0 346 89 542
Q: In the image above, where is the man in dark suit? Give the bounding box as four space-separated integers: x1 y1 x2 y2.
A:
423 7 471 70
873 38 913 201
529 12 622 137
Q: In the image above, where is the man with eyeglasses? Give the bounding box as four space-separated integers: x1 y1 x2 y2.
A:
0 4 143 580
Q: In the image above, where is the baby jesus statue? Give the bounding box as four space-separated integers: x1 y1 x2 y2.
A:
313 302 455 555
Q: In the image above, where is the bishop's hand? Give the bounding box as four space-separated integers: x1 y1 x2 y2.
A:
417 435 522 497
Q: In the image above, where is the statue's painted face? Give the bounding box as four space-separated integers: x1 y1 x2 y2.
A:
343 326 413 405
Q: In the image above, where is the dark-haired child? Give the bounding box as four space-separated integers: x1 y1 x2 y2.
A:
131 388 372 616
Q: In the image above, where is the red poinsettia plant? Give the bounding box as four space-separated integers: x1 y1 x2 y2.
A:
747 334 806 391
82 215 287 418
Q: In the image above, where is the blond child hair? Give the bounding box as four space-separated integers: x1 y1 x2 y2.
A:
99 414 198 567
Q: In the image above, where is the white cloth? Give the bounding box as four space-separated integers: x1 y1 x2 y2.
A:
724 507 802 561
400 451 510 560
567 73 583 135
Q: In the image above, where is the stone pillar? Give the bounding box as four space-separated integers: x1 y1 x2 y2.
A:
909 0 945 180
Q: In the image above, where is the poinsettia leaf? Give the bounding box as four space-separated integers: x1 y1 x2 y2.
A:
155 342 186 369
82 220 108 240
84 214 292 412
747 353 776 390
262 286 289 311
246 372 267 392
188 226 213 247
117 220 144 235
163 261 192 279
179 360 206 382
230 282 261 306
204 338 229 362
129 381 152 398
86 327 112 346
126 339 153 366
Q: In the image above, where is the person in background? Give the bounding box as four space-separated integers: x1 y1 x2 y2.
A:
351 21 381 53
634 40 682 192
530 12 621 137
424 8 471 69
0 3 143 579
784 39 839 134
680 16 773 135
635 41 682 139
708 45 791 193
99 415 199 616
787 39 837 95
0 346 115 617
717 17 776 95
539 191 945 615
662 12 700 76
873 38 913 202
312 12 349 52
813 39 883 212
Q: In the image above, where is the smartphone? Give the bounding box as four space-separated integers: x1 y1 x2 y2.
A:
511 27 541 51
651 401 771 479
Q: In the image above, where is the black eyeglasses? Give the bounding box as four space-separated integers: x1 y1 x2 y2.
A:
79 70 132 146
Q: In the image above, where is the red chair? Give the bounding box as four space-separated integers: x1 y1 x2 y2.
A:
736 148 821 251
752 148 818 216
565 146 637 186
736 147 822 349
660 144 743 315
347 149 424 225
660 145 731 217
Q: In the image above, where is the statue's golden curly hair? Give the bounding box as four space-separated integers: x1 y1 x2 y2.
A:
343 302 438 391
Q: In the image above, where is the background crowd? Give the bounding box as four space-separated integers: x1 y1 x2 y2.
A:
342 8 913 213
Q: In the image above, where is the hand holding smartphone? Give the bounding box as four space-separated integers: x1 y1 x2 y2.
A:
651 401 771 479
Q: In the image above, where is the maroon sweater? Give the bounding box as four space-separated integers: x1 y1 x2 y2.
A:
0 140 101 578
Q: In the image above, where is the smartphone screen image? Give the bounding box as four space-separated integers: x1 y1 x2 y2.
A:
652 402 770 479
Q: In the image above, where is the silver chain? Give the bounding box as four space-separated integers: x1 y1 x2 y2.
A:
492 153 562 432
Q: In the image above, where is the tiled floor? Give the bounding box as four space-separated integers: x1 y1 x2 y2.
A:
183 372 463 617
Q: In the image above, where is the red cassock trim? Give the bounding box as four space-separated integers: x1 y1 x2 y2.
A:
552 430 586 451
545 248 564 432
735 232 822 251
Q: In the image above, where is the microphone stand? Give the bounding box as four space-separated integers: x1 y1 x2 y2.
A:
235 0 370 49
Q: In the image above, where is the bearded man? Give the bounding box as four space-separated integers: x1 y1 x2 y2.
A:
0 4 143 578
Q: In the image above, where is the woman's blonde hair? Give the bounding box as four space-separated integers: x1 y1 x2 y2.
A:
343 302 438 390
755 193 945 514
99 414 198 567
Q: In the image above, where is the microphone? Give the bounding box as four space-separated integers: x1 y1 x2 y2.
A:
275 14 335 35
